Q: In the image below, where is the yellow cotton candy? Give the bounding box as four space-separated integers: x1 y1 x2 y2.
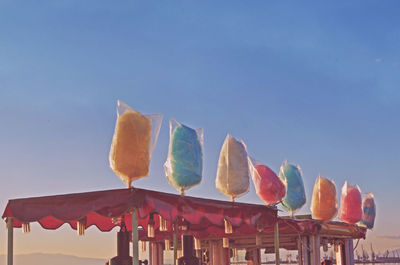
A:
110 110 152 187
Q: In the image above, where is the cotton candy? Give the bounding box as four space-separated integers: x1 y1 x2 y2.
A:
110 110 151 187
359 193 376 229
311 176 337 221
165 120 203 193
278 161 306 216
216 134 249 200
338 181 362 224
249 159 285 204
109 101 162 187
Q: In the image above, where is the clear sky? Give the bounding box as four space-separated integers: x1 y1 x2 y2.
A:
1 0 400 259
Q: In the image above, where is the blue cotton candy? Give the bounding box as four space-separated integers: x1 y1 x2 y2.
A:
166 124 203 191
279 162 306 215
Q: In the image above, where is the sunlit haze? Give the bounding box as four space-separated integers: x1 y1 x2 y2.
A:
1 0 400 259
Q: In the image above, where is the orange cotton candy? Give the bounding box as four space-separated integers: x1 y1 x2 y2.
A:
339 181 362 224
109 110 152 187
311 176 337 221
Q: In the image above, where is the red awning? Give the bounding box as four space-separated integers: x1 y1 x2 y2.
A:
2 188 366 241
2 188 277 239
277 217 366 239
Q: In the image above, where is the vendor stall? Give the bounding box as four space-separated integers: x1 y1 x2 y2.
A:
2 187 277 265
2 188 366 265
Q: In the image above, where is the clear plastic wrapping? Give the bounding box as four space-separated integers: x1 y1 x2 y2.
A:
338 181 362 224
164 119 204 194
248 157 286 205
310 175 337 221
109 100 163 187
215 134 250 201
359 192 376 229
278 160 306 216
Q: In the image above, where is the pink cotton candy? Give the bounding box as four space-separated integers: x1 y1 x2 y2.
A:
252 164 286 204
339 182 362 224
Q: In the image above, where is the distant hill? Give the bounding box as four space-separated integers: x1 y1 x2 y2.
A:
0 253 106 265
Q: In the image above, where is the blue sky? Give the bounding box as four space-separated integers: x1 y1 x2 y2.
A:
1 0 400 258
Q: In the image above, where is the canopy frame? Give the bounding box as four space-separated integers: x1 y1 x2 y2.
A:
2 189 366 265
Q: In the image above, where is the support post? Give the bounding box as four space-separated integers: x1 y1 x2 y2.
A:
132 208 139 265
149 242 153 265
7 218 13 265
159 243 164 265
310 235 320 265
297 237 303 265
209 241 215 265
150 242 164 265
315 235 321 265
301 236 310 265
309 236 315 265
274 222 280 265
224 248 230 265
336 244 345 265
173 223 178 265
209 240 223 265
252 248 261 265
344 240 354 265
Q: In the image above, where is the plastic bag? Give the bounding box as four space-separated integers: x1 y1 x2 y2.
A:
338 181 362 224
278 161 306 216
109 100 163 187
310 175 337 221
216 134 250 201
164 119 203 194
248 157 286 204
359 193 376 229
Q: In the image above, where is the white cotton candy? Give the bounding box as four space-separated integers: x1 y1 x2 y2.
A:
216 134 250 200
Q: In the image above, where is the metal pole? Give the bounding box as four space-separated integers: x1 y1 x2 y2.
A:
302 237 310 265
345 239 354 265
312 235 320 265
7 218 13 265
132 208 139 265
149 242 153 265
297 237 303 265
274 221 280 265
173 223 178 265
